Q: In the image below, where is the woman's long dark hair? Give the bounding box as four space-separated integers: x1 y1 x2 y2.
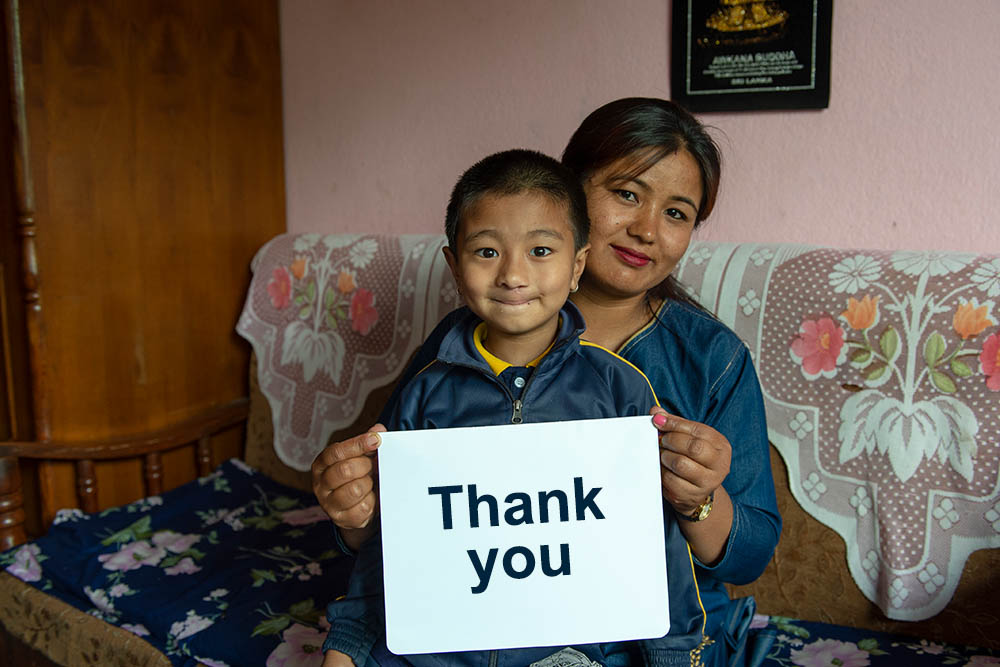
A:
561 98 721 310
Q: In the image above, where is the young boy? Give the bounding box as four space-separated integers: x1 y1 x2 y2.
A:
323 150 707 667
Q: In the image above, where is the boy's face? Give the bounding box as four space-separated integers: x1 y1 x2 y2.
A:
444 191 589 348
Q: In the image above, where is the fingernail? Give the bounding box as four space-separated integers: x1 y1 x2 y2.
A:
366 434 379 448
653 413 667 427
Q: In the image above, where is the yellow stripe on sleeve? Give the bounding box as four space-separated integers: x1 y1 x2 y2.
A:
578 340 661 408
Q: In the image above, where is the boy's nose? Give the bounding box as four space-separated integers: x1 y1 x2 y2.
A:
496 254 528 288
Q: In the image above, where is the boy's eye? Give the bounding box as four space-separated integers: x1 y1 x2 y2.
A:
530 247 552 257
614 189 638 204
474 248 498 258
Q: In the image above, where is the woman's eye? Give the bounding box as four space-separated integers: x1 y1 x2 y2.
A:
474 248 498 258
530 247 552 257
665 208 689 221
613 189 638 204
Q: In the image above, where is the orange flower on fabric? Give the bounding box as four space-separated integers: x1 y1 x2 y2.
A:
842 295 879 330
289 257 307 280
337 270 356 294
953 299 993 339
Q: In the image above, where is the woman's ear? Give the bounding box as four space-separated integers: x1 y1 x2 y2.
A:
570 243 590 292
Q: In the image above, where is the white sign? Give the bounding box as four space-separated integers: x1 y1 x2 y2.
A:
378 415 669 655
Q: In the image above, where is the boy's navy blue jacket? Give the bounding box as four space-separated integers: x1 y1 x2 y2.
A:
326 302 710 667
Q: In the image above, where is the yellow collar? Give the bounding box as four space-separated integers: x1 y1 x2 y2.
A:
473 322 556 376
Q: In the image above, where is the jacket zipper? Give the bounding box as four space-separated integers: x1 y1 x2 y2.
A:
489 650 498 667
510 367 539 424
448 355 542 424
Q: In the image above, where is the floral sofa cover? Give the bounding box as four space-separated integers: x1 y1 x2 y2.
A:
672 243 1000 624
1 234 998 667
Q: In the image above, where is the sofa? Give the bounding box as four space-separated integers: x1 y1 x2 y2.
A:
0 233 997 666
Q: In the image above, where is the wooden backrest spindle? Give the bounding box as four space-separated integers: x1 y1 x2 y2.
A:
0 400 247 545
7 0 49 445
197 436 212 477
75 460 97 514
144 452 163 496
0 455 26 549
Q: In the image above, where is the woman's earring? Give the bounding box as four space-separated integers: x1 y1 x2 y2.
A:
569 284 579 294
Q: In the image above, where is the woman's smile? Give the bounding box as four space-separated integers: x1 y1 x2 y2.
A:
611 245 652 267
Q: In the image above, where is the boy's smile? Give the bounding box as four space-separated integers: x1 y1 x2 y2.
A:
443 191 589 366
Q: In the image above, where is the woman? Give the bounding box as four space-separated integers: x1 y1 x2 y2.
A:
312 98 781 667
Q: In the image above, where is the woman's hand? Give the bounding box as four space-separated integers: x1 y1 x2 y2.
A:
311 424 385 550
650 406 730 514
650 406 734 564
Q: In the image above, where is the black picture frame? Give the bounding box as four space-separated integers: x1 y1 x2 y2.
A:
671 0 832 112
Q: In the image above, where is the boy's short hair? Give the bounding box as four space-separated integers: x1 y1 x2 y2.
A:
445 149 590 252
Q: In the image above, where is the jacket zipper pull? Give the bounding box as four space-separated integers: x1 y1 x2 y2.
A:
511 399 523 424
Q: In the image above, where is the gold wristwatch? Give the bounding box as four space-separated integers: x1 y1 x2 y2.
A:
681 492 714 522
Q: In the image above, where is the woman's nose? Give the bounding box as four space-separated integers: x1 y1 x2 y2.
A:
626 208 658 242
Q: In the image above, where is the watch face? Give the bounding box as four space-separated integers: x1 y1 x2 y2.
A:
681 494 714 521
691 494 713 521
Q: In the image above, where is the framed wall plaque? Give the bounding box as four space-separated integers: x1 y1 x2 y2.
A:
671 0 832 112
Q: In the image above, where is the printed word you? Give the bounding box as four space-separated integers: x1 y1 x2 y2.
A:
427 477 605 594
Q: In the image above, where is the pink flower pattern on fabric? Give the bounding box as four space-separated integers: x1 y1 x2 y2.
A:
153 530 201 553
981 333 1000 391
121 623 150 637
164 557 202 576
169 610 214 641
195 659 230 667
5 543 43 582
916 640 946 655
350 288 378 335
790 316 846 377
674 243 1000 620
282 505 329 526
268 267 292 310
789 639 871 667
265 623 326 667
84 586 116 614
98 540 165 571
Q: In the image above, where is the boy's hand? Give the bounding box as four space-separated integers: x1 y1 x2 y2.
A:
649 406 730 516
311 425 385 540
322 649 355 667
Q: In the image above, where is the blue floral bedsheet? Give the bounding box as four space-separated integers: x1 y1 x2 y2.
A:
0 459 354 666
751 615 999 666
5 459 998 667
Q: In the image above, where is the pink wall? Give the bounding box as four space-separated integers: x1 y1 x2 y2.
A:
280 0 1000 253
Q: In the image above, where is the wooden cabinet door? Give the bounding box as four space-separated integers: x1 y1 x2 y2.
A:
5 0 286 529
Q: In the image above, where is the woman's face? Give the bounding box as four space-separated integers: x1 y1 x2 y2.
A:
579 149 703 302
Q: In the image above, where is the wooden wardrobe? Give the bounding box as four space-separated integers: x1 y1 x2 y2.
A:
0 0 286 542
